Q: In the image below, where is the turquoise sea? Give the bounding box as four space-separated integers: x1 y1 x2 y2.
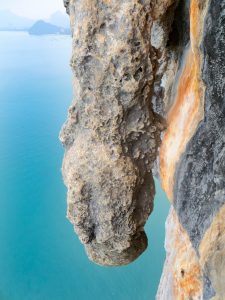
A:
0 32 170 300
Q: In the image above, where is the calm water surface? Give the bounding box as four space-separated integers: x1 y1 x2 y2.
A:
0 32 170 300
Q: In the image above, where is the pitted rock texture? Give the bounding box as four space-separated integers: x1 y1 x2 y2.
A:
60 0 177 266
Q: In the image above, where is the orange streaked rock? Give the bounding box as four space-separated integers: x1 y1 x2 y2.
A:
159 0 204 200
159 47 203 200
190 0 200 50
157 208 203 300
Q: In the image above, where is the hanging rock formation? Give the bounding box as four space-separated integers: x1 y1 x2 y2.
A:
60 0 177 266
61 0 225 298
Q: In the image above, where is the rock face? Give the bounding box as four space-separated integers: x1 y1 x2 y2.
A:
61 0 225 297
158 0 225 299
157 208 204 299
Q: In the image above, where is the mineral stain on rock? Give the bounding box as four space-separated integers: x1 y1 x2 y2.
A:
158 0 225 299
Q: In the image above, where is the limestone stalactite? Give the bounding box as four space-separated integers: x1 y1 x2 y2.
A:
60 0 176 266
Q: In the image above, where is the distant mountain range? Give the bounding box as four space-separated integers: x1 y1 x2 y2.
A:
29 20 70 36
0 10 70 35
0 10 34 30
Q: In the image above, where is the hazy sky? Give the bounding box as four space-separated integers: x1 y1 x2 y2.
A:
0 0 66 19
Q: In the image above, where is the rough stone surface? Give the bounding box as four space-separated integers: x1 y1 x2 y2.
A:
159 0 225 298
157 208 204 300
174 0 225 251
60 0 177 266
199 204 225 299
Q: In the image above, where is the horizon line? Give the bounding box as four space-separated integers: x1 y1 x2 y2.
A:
0 8 67 21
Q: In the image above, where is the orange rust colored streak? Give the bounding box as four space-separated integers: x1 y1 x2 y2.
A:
190 0 200 51
157 208 203 299
170 207 203 298
159 0 203 200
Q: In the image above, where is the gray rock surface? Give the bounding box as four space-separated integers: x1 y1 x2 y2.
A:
158 0 225 298
173 1 225 296
174 0 225 259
